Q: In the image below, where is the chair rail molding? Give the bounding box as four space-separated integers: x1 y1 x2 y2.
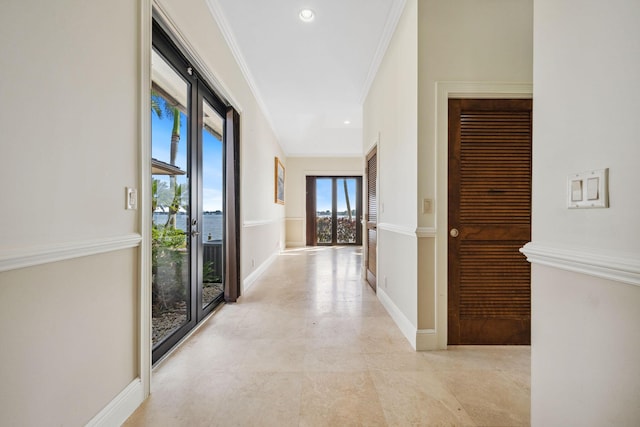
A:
0 234 143 273
521 242 640 287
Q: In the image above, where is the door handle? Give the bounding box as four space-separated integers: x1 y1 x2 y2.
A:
450 228 459 238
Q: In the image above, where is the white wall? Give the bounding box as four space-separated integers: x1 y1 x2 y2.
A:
363 0 419 344
529 0 640 425
284 157 363 247
0 1 141 425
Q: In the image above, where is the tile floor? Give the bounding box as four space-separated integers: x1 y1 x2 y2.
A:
125 246 530 426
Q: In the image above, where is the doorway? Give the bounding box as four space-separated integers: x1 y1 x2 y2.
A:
306 176 362 246
365 147 377 290
447 98 532 345
151 21 239 363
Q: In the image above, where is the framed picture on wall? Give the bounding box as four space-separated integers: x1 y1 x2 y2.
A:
275 157 285 204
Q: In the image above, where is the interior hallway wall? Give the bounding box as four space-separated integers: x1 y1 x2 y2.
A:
529 0 640 425
0 1 141 425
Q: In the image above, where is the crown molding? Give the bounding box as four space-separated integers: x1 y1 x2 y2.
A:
204 0 280 139
359 0 408 104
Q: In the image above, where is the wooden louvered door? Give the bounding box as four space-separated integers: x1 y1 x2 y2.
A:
448 99 532 345
366 147 377 290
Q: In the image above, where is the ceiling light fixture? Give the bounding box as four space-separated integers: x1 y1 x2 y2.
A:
299 9 315 23
344 120 351 125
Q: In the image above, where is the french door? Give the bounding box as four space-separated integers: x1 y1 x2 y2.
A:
151 22 239 363
306 176 362 246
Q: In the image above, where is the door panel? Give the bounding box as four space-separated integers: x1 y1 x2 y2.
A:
366 148 377 290
448 98 532 345
151 48 193 351
199 99 225 310
306 177 362 246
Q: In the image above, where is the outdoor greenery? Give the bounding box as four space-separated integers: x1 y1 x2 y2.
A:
316 216 357 244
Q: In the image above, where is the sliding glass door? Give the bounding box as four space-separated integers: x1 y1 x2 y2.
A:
306 176 363 246
151 21 237 364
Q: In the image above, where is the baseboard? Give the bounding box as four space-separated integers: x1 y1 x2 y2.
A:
376 287 417 350
86 378 144 427
242 251 279 294
416 329 439 350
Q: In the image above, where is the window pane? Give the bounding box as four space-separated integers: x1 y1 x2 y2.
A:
201 100 224 308
151 49 190 347
316 178 332 244
337 178 357 244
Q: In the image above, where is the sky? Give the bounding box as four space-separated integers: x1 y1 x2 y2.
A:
152 106 224 212
316 178 357 213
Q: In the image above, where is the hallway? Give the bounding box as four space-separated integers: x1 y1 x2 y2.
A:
125 247 530 426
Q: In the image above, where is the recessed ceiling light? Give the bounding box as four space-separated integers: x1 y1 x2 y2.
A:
344 120 351 125
299 9 315 23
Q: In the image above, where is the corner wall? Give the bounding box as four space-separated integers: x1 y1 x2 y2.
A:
527 0 640 424
363 0 420 346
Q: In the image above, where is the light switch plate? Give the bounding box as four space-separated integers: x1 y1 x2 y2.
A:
567 168 608 209
126 187 138 210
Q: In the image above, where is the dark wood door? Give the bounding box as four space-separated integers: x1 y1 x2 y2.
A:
366 148 377 290
448 99 532 345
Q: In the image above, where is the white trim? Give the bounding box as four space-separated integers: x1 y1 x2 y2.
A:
435 81 534 350
86 379 144 427
359 0 408 104
377 286 417 350
204 0 277 130
242 219 281 228
242 250 279 294
139 0 153 401
416 227 437 238
0 234 142 273
377 223 437 238
287 152 364 158
416 329 439 351
377 223 416 238
285 217 304 221
153 0 242 112
521 242 640 287
286 241 305 248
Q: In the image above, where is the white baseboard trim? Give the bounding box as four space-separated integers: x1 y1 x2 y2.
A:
242 250 279 294
521 242 640 287
0 233 142 273
377 287 417 350
286 241 305 248
86 378 144 427
416 329 439 351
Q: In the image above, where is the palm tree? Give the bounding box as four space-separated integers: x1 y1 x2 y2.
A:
151 92 182 228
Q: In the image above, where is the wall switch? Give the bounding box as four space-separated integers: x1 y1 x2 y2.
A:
125 187 137 210
422 198 433 214
567 169 608 209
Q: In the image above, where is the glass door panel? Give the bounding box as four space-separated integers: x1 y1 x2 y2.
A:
337 178 357 244
151 49 191 347
315 178 333 244
201 100 225 309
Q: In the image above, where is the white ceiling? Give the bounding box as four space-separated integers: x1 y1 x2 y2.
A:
207 0 405 157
